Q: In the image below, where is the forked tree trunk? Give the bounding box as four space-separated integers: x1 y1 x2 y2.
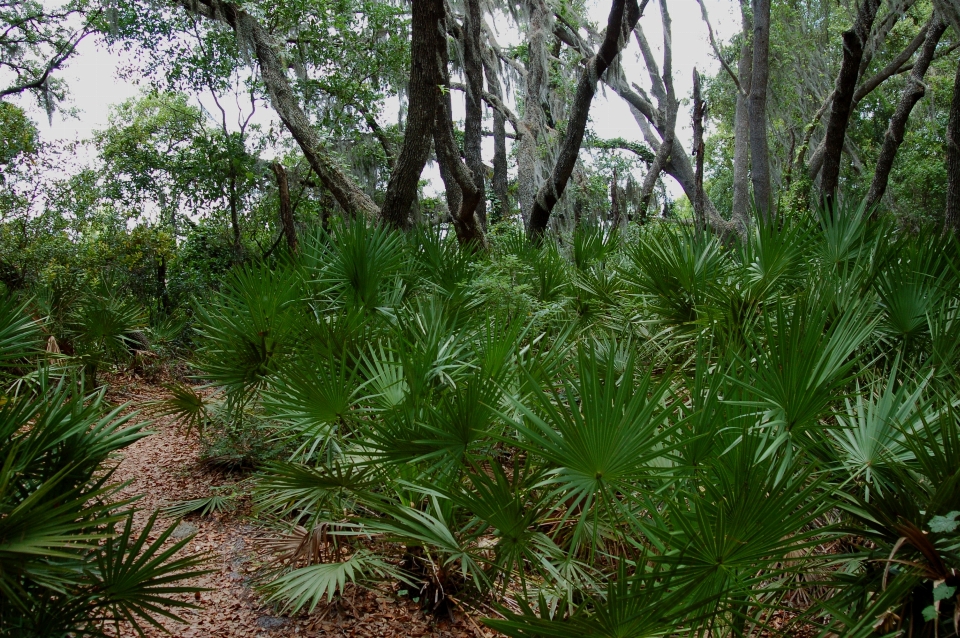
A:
820 0 882 204
527 0 642 242
381 0 443 230
748 0 773 223
946 56 960 235
865 14 947 212
271 161 298 251
434 10 486 248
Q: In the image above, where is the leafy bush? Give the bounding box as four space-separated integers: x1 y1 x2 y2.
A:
0 300 208 637
177 213 960 636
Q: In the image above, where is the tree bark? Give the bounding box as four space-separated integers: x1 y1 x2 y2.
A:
947 57 960 235
527 0 642 242
271 162 298 252
865 14 947 213
176 0 379 221
380 0 443 230
483 47 510 224
462 0 487 230
819 0 882 204
748 0 773 223
805 23 930 181
693 69 707 231
731 2 753 232
518 0 550 229
434 13 486 248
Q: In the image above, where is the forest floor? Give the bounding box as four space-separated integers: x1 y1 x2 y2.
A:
105 373 495 638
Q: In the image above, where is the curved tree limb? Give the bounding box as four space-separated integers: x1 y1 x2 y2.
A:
527 0 644 241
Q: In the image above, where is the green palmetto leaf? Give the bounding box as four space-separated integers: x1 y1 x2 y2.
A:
504 341 679 549
254 461 373 525
620 226 730 338
364 495 487 591
193 264 304 400
731 294 876 461
830 365 930 501
163 494 235 518
90 511 212 634
149 382 208 435
262 354 361 460
448 464 560 596
738 216 813 303
0 297 43 368
486 563 708 638
310 221 406 310
649 447 833 624
261 549 404 614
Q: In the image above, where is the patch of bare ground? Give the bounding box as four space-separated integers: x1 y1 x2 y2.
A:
102 374 495 638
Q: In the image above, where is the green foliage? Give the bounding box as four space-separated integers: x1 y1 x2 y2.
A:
0 301 209 636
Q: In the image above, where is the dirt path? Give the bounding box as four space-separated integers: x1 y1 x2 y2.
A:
106 376 492 638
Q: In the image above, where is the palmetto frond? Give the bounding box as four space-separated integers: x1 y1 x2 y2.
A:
261 549 405 614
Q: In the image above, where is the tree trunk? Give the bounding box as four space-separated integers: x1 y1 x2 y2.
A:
434 12 486 248
610 167 622 227
527 0 642 242
518 0 549 229
380 0 443 230
271 162 298 251
157 255 170 315
229 172 241 256
693 69 707 232
865 14 947 212
176 0 379 221
731 2 753 232
947 56 960 234
819 0 882 204
748 0 773 223
483 49 509 224
462 0 487 230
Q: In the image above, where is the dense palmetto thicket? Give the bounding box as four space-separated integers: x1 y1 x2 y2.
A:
0 299 208 637
149 210 960 637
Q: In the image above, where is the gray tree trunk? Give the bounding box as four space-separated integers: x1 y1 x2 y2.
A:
748 0 773 223
483 48 509 223
731 3 753 232
518 0 549 229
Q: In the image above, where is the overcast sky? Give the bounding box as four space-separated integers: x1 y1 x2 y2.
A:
14 0 741 198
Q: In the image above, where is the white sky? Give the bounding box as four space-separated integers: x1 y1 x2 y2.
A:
14 0 741 200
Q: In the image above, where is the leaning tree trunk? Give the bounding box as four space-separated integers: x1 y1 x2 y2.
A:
748 0 773 223
381 0 443 230
865 14 947 212
946 56 960 235
820 0 882 205
177 0 379 221
527 0 642 242
271 162 298 251
731 2 753 232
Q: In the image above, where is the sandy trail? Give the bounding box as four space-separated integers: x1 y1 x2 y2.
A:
106 377 489 638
